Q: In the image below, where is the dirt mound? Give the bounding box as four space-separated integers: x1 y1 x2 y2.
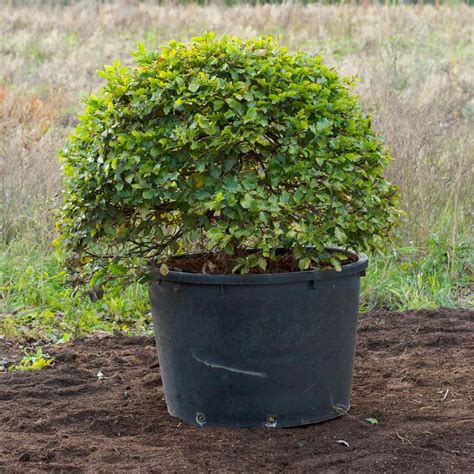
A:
1 309 472 472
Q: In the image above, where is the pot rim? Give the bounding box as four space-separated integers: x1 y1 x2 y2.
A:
151 248 368 286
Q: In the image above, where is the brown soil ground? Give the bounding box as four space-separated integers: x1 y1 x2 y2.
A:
0 309 472 473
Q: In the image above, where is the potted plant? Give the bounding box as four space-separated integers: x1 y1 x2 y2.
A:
58 34 399 428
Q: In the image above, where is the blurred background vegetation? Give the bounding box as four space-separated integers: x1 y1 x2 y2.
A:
1 1 472 343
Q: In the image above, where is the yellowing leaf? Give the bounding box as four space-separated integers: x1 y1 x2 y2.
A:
192 173 205 189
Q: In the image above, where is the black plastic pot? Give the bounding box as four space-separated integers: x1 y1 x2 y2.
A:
149 250 368 428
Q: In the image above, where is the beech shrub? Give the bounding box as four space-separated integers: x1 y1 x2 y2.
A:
58 34 398 282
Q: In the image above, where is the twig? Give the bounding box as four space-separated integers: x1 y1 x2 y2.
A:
441 388 449 401
396 432 414 446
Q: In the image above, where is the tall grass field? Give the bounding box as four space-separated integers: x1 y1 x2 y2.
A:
1 1 472 342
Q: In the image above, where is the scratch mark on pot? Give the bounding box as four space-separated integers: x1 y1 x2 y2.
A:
192 353 267 378
302 382 317 393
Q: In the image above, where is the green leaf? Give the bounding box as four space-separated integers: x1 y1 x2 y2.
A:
224 243 234 255
334 227 347 243
330 257 342 272
89 270 105 288
298 256 311 271
244 107 257 123
366 418 379 425
108 263 128 276
104 222 115 237
316 117 330 132
247 254 258 267
188 81 200 93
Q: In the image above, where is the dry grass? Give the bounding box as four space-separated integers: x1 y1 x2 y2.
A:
1 2 473 247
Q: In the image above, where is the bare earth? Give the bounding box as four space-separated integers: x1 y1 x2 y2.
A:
0 309 472 472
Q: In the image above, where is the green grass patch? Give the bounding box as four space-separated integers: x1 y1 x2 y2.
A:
361 237 472 311
1 240 152 343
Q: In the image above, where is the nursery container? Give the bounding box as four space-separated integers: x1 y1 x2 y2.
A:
149 250 368 428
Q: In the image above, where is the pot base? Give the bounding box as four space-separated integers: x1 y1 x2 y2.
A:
166 402 350 429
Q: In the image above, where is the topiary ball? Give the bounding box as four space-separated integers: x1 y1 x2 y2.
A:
58 33 399 281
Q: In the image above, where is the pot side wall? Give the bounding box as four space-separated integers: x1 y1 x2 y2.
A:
149 271 362 428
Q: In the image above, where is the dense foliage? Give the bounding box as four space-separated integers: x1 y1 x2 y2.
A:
58 33 398 282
